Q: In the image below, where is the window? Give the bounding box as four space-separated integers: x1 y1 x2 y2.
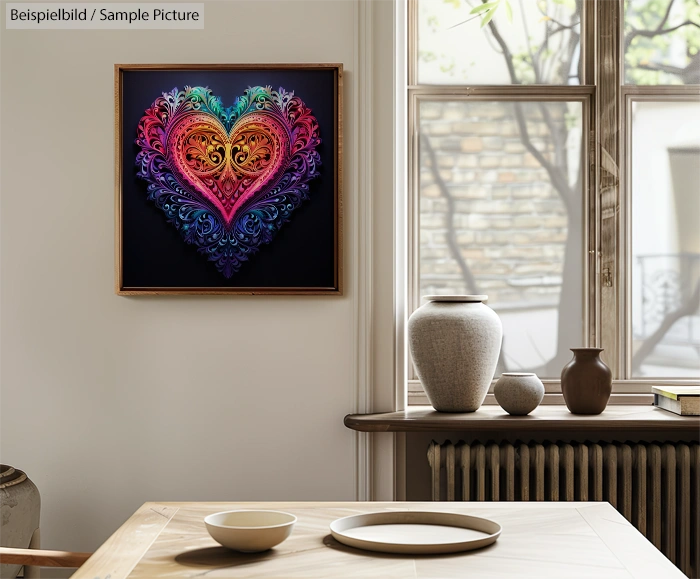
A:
408 0 699 404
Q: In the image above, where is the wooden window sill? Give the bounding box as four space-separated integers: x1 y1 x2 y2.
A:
344 405 700 438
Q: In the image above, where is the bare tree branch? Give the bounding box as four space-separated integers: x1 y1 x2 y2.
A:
535 20 582 81
661 19 700 33
658 0 677 30
629 19 699 44
485 9 522 83
536 0 579 29
460 0 505 56
539 103 566 170
421 134 480 295
444 0 582 373
631 278 700 374
634 60 690 75
447 12 485 30
512 103 574 214
485 6 581 374
485 15 575 211
519 0 541 83
622 0 699 52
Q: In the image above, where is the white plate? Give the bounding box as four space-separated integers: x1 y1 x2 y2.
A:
329 511 501 555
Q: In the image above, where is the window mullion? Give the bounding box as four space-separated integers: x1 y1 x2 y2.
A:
596 0 623 378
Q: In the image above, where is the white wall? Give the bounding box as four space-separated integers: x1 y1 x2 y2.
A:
0 0 385 555
368 0 401 500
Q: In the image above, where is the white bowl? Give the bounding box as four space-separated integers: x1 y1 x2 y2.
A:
204 510 296 552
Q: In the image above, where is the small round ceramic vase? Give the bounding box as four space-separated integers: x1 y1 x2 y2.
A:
494 373 545 416
561 348 612 415
407 295 502 413
0 465 41 579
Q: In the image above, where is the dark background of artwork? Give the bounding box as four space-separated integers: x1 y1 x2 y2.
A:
120 68 338 289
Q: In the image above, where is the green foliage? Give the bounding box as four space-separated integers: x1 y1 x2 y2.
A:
469 0 512 28
512 52 537 84
504 0 513 22
419 50 439 63
624 0 700 85
422 0 697 85
427 0 581 83
440 64 456 74
564 110 579 131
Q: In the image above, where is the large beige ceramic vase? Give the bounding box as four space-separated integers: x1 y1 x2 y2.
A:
408 295 502 412
0 465 40 579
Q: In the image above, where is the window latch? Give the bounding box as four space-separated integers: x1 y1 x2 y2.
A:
602 267 613 287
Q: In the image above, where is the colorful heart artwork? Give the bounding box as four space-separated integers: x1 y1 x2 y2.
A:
135 86 322 277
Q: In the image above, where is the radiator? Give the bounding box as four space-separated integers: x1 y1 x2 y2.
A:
428 440 700 578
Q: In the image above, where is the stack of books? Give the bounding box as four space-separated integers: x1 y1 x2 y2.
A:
652 386 700 416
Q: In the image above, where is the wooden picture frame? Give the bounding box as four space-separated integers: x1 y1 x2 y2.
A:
115 64 343 295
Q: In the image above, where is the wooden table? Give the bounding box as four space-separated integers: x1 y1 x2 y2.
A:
71 501 686 578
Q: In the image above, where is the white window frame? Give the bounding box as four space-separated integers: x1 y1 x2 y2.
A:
406 0 700 405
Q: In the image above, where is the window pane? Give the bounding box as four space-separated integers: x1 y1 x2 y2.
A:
624 0 700 85
419 100 583 378
631 101 700 378
417 0 581 85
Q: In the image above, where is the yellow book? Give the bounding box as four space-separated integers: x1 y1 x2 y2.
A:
652 386 700 416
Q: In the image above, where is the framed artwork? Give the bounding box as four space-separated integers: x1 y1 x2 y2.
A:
115 64 342 295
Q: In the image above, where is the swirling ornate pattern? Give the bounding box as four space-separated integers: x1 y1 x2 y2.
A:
135 85 322 277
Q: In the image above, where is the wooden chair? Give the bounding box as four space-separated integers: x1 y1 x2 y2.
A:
0 547 91 567
0 547 91 577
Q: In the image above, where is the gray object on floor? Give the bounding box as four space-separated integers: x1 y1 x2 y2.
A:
0 465 40 579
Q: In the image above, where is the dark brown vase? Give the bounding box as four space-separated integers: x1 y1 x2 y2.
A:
561 348 612 415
